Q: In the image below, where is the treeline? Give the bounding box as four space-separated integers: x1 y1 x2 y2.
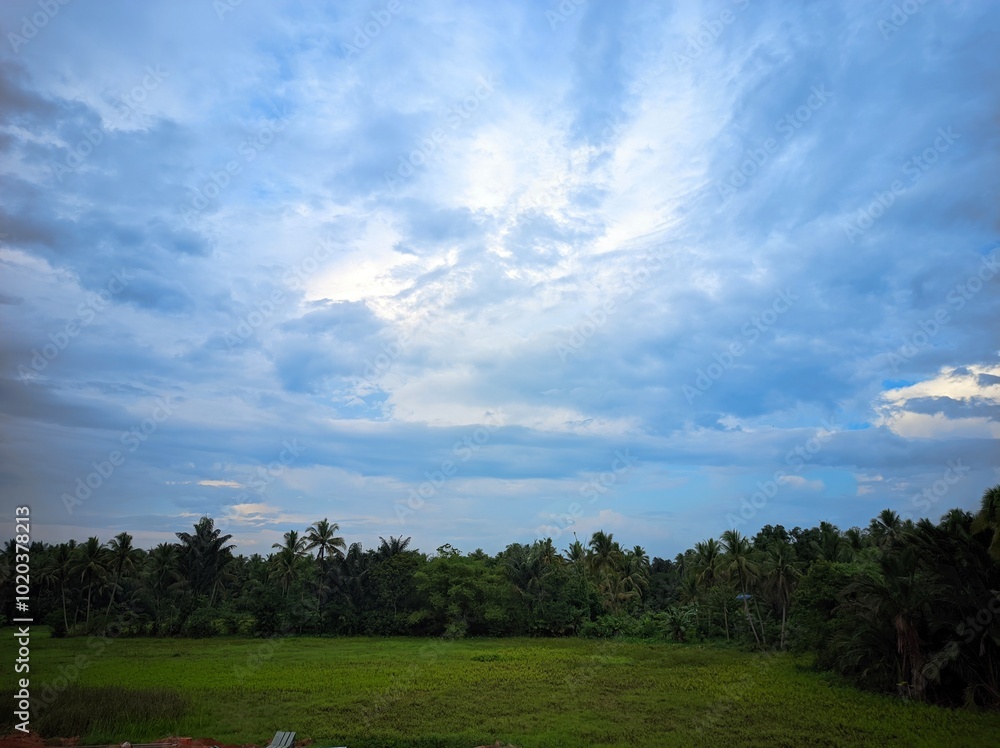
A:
2 486 999 708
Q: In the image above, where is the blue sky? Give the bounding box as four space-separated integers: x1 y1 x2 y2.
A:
1 0 998 557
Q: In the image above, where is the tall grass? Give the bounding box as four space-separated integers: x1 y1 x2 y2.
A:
1 685 186 741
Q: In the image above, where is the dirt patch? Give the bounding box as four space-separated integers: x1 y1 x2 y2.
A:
0 733 46 748
159 739 258 748
0 733 82 748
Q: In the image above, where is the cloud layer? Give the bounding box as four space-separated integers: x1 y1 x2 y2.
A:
2 0 998 556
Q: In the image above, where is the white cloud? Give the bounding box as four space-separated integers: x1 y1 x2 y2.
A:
778 474 824 491
876 364 1000 439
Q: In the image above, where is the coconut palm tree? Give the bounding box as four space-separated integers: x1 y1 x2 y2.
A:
844 526 866 554
694 538 723 588
869 509 903 549
104 532 139 624
306 519 347 563
971 484 1000 560
813 522 850 562
618 548 650 608
329 541 369 631
564 536 588 568
631 545 650 574
909 513 1000 706
721 529 762 646
588 531 618 575
532 537 563 569
74 537 108 629
843 545 940 700
270 530 309 597
377 535 412 560
176 517 235 605
588 531 629 611
306 520 347 627
940 507 973 535
39 543 74 631
763 541 801 649
144 542 182 625
694 538 726 637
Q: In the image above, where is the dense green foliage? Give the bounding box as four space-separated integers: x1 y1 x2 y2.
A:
2 484 999 711
3 635 1000 746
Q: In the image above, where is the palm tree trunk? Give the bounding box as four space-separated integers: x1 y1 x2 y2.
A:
105 569 121 620
780 602 787 650
60 582 69 631
742 598 761 645
739 575 761 646
753 595 767 645
722 600 729 641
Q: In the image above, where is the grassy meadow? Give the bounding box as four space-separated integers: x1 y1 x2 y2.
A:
3 631 1000 747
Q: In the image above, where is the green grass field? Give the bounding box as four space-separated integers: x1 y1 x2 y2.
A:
3 630 1000 747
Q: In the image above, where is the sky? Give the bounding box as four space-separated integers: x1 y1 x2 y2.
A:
1 0 998 559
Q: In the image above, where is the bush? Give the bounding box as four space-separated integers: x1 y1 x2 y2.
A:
788 560 860 667
181 607 221 638
444 618 469 639
44 610 67 638
580 613 642 638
